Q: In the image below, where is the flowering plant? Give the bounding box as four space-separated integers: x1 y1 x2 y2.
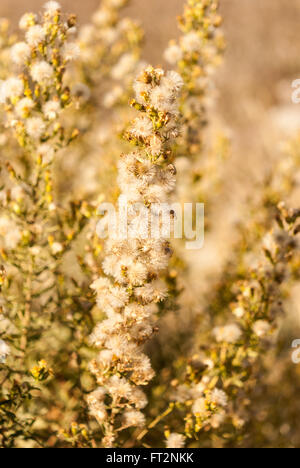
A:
0 0 299 449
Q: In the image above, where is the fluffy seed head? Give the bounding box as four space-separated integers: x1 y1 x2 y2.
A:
11 42 31 65
210 388 228 407
213 324 242 344
0 78 24 101
253 320 271 337
44 1 61 15
37 143 55 164
15 97 35 118
63 42 80 62
26 117 46 139
26 25 46 47
31 61 54 84
130 116 153 138
166 433 186 449
19 13 37 30
43 100 61 120
164 43 183 64
123 410 146 428
181 31 202 52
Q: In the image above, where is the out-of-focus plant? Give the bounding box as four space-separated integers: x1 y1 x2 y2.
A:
164 0 227 207
58 0 144 200
161 202 299 448
155 120 300 448
158 120 300 446
165 0 224 157
0 18 16 80
0 2 97 447
77 0 142 106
